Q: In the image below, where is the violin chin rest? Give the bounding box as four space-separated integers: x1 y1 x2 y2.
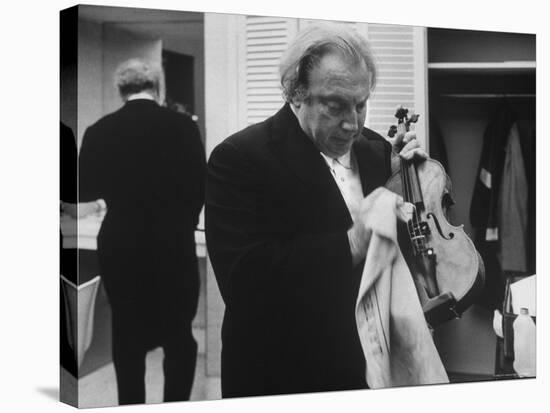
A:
423 292 459 328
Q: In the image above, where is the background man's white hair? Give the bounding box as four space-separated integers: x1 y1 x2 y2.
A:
114 58 162 102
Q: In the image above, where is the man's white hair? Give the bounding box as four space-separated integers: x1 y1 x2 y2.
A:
279 23 377 103
114 58 161 101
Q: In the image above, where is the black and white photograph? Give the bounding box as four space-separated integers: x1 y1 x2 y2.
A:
58 2 538 407
2 1 548 412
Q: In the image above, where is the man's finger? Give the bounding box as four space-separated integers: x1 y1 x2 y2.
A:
390 130 405 148
400 147 428 161
399 139 420 156
402 131 416 145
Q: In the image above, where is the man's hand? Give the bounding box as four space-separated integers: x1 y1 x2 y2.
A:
347 188 414 267
389 130 428 175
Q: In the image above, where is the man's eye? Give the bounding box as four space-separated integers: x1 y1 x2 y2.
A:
326 102 342 114
356 102 366 112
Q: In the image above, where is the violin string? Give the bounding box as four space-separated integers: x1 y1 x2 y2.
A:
399 120 423 253
401 156 418 250
408 165 421 247
406 119 426 252
399 128 412 244
409 163 420 241
410 160 424 251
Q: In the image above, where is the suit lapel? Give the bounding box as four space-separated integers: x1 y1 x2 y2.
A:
353 137 372 197
268 105 337 193
268 104 352 227
353 133 390 197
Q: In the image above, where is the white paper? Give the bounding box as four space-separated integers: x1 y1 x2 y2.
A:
511 274 536 316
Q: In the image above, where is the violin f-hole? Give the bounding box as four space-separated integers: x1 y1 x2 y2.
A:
427 213 454 240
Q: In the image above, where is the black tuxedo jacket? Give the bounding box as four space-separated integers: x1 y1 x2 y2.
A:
79 99 205 314
206 104 392 397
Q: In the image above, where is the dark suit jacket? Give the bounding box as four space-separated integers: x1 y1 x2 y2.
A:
60 122 77 204
79 99 206 317
206 104 392 397
60 123 77 281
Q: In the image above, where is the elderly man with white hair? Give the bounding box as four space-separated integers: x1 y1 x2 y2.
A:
79 58 206 405
206 23 426 397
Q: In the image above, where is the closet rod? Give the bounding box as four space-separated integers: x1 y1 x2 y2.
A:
441 93 535 98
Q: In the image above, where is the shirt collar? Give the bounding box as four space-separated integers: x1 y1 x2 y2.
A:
319 149 352 168
127 92 156 101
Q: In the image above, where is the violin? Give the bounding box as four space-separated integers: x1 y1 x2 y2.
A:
385 106 485 328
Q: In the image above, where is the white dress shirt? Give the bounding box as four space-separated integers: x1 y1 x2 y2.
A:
319 151 364 222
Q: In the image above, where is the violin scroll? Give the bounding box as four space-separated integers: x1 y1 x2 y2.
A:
388 105 420 138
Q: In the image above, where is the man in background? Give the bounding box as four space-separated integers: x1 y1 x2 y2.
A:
79 58 206 405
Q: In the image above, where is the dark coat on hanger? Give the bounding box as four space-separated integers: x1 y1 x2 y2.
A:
470 100 517 309
206 104 392 397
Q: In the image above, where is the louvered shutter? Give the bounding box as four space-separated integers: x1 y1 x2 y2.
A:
244 16 297 125
366 24 417 137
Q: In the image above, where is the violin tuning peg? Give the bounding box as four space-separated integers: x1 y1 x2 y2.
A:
394 105 409 120
388 124 398 138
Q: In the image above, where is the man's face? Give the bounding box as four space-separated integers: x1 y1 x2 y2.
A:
293 53 371 158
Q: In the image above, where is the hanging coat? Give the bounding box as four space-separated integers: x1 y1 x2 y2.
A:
469 100 517 309
499 123 528 273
